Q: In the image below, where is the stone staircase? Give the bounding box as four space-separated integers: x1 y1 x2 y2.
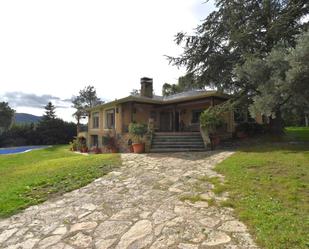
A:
150 132 205 153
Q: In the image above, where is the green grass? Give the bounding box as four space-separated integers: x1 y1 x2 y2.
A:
216 143 309 249
285 126 309 141
179 194 204 203
0 146 121 218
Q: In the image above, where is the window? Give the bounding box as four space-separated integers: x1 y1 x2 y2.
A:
150 111 157 121
90 135 98 147
92 112 99 129
191 110 203 123
106 109 115 129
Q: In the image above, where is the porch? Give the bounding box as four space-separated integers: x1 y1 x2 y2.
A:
120 96 232 134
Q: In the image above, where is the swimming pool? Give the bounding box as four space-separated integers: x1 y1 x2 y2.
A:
0 146 50 155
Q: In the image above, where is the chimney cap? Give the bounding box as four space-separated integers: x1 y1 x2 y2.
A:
141 77 153 82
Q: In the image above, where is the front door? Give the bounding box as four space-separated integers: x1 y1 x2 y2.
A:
160 112 172 131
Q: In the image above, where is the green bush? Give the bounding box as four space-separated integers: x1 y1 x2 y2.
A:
102 135 117 150
129 123 148 143
200 107 224 133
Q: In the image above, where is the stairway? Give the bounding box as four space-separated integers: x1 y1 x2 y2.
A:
150 132 205 153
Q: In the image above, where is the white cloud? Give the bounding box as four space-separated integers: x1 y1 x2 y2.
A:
0 0 215 121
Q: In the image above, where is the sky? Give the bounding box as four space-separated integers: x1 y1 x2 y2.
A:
0 0 215 121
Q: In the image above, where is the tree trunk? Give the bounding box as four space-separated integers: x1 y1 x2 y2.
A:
269 110 284 134
76 118 81 136
305 115 309 127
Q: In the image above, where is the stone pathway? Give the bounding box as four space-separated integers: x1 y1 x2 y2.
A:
0 151 259 249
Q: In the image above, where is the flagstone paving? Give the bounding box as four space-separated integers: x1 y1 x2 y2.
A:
0 151 259 249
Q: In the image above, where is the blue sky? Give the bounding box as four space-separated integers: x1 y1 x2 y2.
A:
0 0 215 121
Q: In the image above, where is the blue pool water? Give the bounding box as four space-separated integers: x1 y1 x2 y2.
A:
0 146 49 155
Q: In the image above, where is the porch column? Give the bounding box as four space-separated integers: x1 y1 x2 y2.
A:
130 102 135 122
116 105 122 134
211 96 215 107
173 106 176 132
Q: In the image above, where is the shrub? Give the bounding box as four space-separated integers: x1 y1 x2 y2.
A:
200 107 224 133
102 135 118 152
129 123 148 143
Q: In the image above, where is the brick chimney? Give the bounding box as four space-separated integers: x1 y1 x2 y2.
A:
140 77 153 98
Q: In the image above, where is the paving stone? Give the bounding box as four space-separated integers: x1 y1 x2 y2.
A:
95 238 117 249
67 232 92 248
4 238 39 249
69 221 97 233
37 235 62 249
203 231 231 246
178 243 199 249
52 226 67 235
0 228 18 244
95 220 131 239
152 209 176 225
81 203 97 211
199 216 221 228
219 220 247 232
115 220 152 248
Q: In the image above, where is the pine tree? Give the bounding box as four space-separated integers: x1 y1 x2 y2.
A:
43 102 56 120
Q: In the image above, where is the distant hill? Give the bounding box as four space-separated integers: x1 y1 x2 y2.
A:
14 113 42 124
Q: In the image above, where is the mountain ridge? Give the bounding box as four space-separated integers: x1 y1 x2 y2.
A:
14 113 42 124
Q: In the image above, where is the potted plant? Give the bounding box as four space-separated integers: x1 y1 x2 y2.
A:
200 107 224 148
69 138 81 152
80 145 88 153
129 123 148 153
102 135 118 153
92 146 102 154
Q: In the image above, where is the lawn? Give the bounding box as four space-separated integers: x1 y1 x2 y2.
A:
0 145 121 218
216 143 309 249
285 126 309 141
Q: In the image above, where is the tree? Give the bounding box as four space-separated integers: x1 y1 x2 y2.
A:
235 31 309 132
36 119 76 145
162 83 180 96
162 73 200 96
72 86 102 134
169 0 309 132
72 96 84 134
43 102 56 120
0 102 15 133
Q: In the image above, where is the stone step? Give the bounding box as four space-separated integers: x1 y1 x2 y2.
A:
152 144 205 149
154 132 201 136
149 148 206 153
153 134 201 138
151 132 205 152
153 137 203 141
152 141 205 146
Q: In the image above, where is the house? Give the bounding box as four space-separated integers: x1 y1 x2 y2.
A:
85 77 256 152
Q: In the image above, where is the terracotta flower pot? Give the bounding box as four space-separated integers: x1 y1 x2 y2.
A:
132 143 145 153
